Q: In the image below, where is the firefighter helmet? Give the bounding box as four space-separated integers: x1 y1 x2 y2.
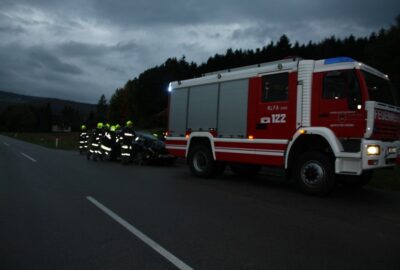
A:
126 120 133 127
97 122 104 129
81 125 86 131
110 125 116 132
115 124 121 130
105 123 110 130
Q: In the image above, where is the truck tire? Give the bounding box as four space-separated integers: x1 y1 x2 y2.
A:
188 144 220 178
230 164 261 177
294 151 335 196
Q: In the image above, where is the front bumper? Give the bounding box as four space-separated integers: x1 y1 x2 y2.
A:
361 140 400 170
335 139 399 175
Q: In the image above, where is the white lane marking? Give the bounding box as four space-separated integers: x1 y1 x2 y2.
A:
21 153 37 162
86 196 193 270
3 142 10 147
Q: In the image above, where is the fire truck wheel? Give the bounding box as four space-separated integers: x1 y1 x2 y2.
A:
294 151 335 196
188 144 218 178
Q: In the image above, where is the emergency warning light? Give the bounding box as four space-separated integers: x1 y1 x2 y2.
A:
324 57 355 65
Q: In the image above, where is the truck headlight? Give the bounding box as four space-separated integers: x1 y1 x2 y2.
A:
367 145 380 155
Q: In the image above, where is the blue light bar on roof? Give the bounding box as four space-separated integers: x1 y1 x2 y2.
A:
324 57 355 65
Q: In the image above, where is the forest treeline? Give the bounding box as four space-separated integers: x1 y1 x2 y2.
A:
107 15 400 129
1 15 399 132
0 103 99 132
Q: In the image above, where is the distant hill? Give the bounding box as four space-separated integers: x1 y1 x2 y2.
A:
0 90 96 116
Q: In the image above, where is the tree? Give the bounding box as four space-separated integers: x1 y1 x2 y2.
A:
87 110 96 128
96 94 108 123
0 105 37 132
36 103 52 132
275 34 292 58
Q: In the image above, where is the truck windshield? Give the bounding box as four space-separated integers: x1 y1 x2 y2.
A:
361 70 398 106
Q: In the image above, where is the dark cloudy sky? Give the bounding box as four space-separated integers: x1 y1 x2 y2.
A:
0 0 399 103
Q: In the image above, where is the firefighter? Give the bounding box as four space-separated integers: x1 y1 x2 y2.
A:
114 124 122 144
120 120 136 164
109 125 120 160
79 125 89 154
100 124 113 160
88 122 104 161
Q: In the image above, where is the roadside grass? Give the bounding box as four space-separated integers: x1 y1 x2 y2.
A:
1 131 399 190
1 132 79 150
369 166 400 191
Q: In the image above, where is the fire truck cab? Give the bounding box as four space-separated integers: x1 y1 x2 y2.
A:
165 57 400 195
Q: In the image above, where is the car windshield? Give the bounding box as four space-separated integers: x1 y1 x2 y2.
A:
136 131 158 141
361 70 398 106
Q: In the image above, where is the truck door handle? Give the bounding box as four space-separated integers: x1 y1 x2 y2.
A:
256 123 267 130
319 113 329 117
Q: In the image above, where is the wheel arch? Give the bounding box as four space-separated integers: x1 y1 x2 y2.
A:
286 127 343 170
186 132 215 160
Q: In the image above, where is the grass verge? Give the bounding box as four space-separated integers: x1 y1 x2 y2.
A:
1 132 79 150
369 167 400 191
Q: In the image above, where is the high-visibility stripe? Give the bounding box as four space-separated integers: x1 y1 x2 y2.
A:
166 145 186 150
215 147 284 156
101 145 112 151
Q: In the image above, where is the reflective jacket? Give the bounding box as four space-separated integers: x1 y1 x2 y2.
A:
121 126 136 144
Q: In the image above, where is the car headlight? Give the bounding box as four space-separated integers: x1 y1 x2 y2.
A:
367 145 380 155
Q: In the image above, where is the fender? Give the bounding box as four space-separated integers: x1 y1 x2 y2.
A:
285 127 344 168
186 132 216 159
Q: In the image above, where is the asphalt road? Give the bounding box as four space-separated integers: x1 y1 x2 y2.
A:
1 134 400 270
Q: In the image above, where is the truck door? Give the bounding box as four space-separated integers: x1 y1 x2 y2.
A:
312 69 365 138
248 72 297 139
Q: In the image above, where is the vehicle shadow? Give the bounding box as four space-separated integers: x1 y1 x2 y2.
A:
209 167 400 207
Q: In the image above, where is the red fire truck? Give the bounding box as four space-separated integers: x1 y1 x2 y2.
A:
165 57 400 195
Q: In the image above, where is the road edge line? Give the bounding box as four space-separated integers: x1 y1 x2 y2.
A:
21 152 37 162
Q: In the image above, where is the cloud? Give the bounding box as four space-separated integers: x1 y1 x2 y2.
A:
28 46 84 75
57 41 109 58
0 0 399 103
0 43 91 100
